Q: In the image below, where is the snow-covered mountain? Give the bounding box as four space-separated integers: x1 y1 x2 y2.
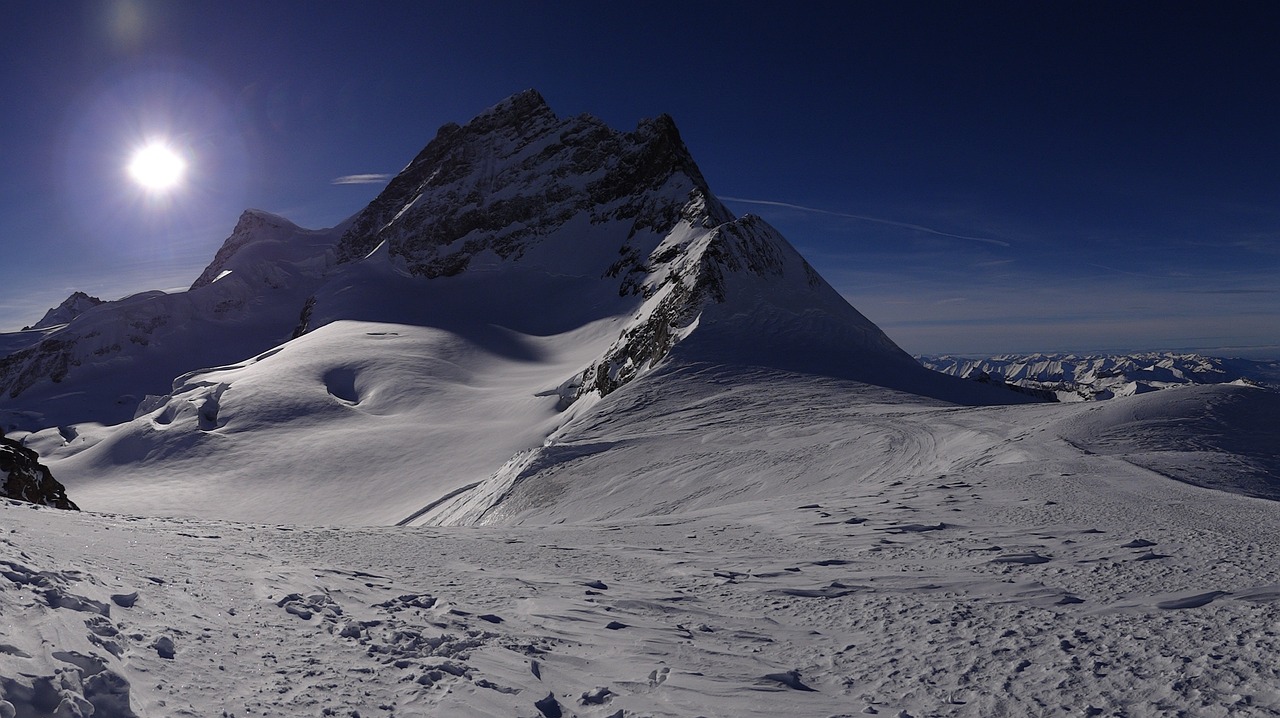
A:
1 90 1279 717
26 291 104 331
0 209 342 429
0 90 1027 525
920 352 1280 401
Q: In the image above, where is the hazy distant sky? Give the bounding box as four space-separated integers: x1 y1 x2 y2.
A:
1 1 1277 356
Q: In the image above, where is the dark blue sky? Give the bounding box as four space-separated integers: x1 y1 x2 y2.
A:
2 1 1277 356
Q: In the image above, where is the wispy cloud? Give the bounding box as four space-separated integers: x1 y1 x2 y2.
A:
1086 263 1165 279
331 173 392 185
1183 288 1278 295
719 196 1012 248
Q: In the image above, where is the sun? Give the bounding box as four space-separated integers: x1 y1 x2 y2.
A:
127 141 186 191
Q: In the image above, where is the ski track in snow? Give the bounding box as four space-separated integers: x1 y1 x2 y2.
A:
4 383 1280 717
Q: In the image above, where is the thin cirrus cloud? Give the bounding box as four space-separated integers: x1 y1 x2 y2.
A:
720 196 1012 248
331 174 392 185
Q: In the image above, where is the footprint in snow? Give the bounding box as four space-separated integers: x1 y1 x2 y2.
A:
580 686 614 705
534 692 563 718
153 635 176 659
758 669 816 692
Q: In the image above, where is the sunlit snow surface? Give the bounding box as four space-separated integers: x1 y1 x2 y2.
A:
3 370 1279 716
3 92 1278 715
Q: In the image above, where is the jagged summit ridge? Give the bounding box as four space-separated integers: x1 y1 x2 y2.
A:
333 89 721 279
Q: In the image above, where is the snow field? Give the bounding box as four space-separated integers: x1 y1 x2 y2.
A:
3 375 1279 716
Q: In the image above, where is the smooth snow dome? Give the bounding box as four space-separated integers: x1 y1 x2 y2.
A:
1 92 1278 717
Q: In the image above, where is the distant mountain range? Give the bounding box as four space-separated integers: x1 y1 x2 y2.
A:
918 352 1280 400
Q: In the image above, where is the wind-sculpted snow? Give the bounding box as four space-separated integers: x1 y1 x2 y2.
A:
1056 383 1280 501
30 320 615 524
921 351 1280 400
3 375 1280 716
415 366 1280 526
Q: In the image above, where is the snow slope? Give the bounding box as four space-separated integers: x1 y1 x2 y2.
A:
28 292 104 331
29 318 611 524
2 378 1278 717
0 210 343 430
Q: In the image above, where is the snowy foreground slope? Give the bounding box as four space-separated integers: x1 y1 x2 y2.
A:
3 375 1280 716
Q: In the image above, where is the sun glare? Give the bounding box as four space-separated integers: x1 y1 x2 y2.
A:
127 142 186 191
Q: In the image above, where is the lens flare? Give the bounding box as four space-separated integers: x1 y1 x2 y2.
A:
127 142 186 191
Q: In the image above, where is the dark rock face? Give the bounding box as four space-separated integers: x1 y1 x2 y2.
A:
0 337 79 399
579 214 802 397
335 89 719 279
0 436 78 509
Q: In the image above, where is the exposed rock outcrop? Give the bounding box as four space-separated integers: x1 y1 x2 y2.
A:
335 89 723 279
0 435 78 509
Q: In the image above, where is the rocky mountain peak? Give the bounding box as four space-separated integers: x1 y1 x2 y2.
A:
464 88 556 134
333 90 718 277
